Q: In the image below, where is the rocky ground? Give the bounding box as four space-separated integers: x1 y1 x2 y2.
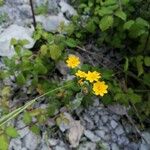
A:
0 0 150 150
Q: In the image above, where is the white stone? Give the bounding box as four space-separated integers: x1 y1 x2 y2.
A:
139 144 150 150
142 132 150 144
16 120 30 138
110 120 118 129
59 1 77 16
84 130 101 142
68 121 84 148
101 115 108 123
9 138 22 150
111 143 119 150
55 146 66 150
0 24 35 57
23 132 40 150
48 139 59 146
78 142 96 150
36 13 69 32
115 126 124 135
95 130 105 138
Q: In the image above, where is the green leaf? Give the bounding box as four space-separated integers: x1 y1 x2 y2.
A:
122 0 129 5
5 126 19 138
19 39 29 46
65 38 77 48
129 23 146 38
40 45 48 56
143 73 150 86
136 55 144 76
49 44 62 60
98 7 113 16
124 57 129 72
16 73 26 85
23 112 32 125
34 62 47 74
69 93 83 110
10 38 17 45
102 0 117 6
1 86 11 98
144 56 150 66
0 135 9 150
86 20 96 33
100 68 113 80
136 17 149 28
123 20 134 30
127 88 141 104
115 10 127 21
30 125 40 135
102 94 112 105
47 101 59 117
99 15 114 31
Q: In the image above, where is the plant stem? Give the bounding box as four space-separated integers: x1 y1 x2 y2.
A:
0 82 72 127
29 0 36 28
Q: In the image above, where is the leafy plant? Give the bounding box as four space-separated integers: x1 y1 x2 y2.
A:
0 12 9 25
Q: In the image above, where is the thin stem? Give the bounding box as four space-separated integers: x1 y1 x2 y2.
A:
143 30 150 55
0 82 72 127
29 0 36 28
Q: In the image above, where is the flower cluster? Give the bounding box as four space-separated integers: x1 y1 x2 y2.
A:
66 55 108 97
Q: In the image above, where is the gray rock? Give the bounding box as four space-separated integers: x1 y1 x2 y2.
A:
117 136 129 145
100 142 111 150
102 133 111 141
115 126 124 136
7 0 29 5
101 115 109 124
83 114 94 130
18 4 32 18
35 0 48 6
93 99 100 107
111 134 118 143
84 130 101 142
98 126 108 133
142 132 150 144
93 115 99 124
56 60 68 75
21 148 28 150
55 146 67 150
78 142 96 150
9 138 22 150
48 139 59 146
110 120 118 129
95 130 105 138
38 144 52 150
23 132 40 150
139 144 150 150
48 0 60 14
0 24 35 57
36 13 69 32
16 120 30 138
59 1 77 16
126 142 139 150
111 143 119 150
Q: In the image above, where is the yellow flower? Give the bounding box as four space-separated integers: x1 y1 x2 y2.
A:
93 81 108 96
75 70 87 78
66 55 80 68
86 71 101 83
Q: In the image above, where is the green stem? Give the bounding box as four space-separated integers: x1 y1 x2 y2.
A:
0 82 72 127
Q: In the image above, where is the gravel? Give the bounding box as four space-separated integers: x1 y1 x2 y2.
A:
0 1 149 150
